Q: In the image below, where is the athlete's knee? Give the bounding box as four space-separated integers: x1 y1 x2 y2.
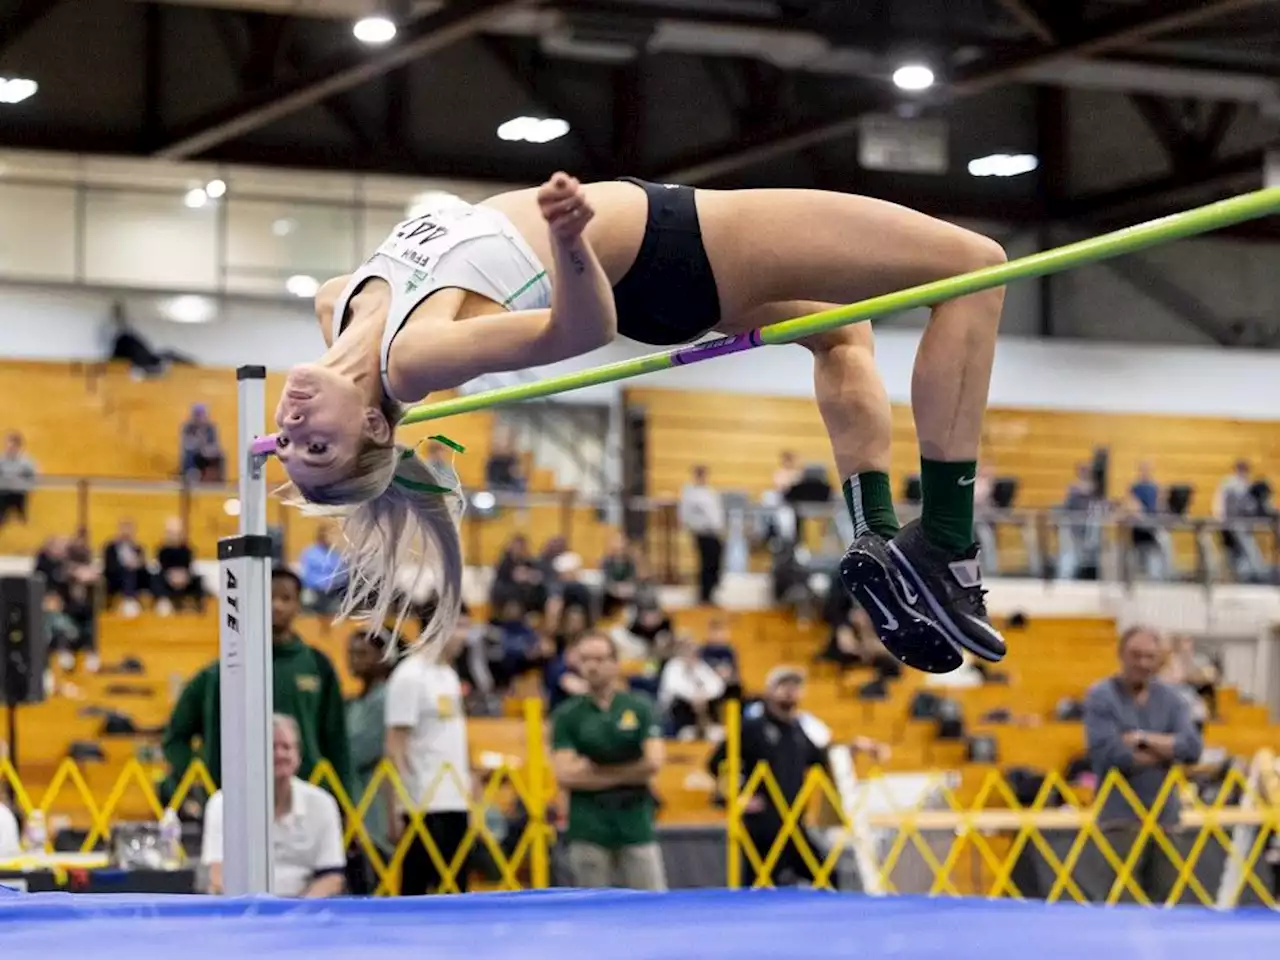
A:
800 320 874 358
954 228 1007 273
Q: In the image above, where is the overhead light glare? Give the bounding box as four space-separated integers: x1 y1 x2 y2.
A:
353 16 397 44
286 274 319 298
892 63 935 92
496 116 571 144
0 78 38 105
183 187 208 209
968 153 1040 178
205 178 226 199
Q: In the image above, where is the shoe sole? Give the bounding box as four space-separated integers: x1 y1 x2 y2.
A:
886 541 1006 663
839 546 965 675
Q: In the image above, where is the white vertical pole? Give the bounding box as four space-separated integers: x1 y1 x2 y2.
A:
1266 150 1279 188
217 365 274 895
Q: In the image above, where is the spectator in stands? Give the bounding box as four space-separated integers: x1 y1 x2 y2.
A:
1058 463 1103 580
485 596 543 691
385 608 472 894
1082 625 1203 904
484 424 525 493
658 635 728 740
446 603 500 716
600 533 637 618
0 431 36 527
44 586 98 674
546 551 594 628
299 525 348 614
773 450 800 494
102 518 148 616
202 714 346 897
1215 460 1267 582
0 796 19 861
700 617 742 704
822 603 902 680
1125 461 1170 581
545 638 589 712
162 567 352 797
551 632 667 890
490 534 542 611
154 518 205 615
179 404 225 483
618 596 674 663
553 603 590 656
1160 633 1220 722
344 627 401 893
708 667 886 887
679 465 725 606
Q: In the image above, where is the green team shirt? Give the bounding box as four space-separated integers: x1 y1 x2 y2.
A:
161 636 352 799
551 691 662 849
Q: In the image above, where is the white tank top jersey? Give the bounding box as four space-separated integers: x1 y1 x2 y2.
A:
331 199 553 404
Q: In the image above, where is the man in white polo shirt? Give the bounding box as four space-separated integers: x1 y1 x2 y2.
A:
386 614 472 894
201 713 346 897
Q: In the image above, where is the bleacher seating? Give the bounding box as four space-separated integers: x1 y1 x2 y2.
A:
626 386 1280 508
626 385 1280 574
4 608 1274 833
0 360 615 565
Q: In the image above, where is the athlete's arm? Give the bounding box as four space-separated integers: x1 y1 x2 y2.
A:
313 276 349 347
388 174 617 398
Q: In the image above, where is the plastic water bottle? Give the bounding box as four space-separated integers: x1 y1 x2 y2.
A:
22 810 46 854
159 809 183 869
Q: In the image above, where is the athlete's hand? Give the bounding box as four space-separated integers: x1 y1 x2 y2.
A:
538 172 594 243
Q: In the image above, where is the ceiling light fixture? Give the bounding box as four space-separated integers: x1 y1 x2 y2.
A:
183 187 208 209
205 178 226 199
892 63 935 92
496 116 571 144
286 274 319 298
353 16 397 44
0 78 38 105
968 153 1040 178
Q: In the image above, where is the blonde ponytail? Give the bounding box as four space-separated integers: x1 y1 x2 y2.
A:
282 441 465 660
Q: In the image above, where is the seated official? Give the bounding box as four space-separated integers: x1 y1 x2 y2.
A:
201 714 345 898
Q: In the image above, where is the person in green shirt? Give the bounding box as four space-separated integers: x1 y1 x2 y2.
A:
550 631 667 890
162 567 352 802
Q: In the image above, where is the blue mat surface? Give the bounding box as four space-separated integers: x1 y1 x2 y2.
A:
1 887 1276 959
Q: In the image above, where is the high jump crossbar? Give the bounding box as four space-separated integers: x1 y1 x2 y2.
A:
398 186 1280 425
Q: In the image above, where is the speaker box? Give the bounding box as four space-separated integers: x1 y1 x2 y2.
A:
0 575 48 706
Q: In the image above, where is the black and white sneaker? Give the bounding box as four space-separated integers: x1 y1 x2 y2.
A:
886 520 1006 663
839 532 965 674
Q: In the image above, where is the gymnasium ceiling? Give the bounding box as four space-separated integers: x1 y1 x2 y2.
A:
1 0 1279 234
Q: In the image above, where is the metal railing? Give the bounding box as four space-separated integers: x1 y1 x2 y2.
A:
6 476 1279 590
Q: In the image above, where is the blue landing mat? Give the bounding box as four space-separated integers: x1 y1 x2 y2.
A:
1 887 1276 959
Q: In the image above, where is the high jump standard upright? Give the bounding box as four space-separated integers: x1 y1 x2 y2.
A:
215 365 275 894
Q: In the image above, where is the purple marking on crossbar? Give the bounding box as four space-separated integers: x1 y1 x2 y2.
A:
250 434 278 456
670 330 762 366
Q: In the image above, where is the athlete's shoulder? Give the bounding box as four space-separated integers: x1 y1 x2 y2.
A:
314 276 349 346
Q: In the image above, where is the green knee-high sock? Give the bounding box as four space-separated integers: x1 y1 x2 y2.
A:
843 472 900 539
920 458 977 555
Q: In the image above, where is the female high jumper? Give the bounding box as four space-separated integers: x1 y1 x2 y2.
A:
274 173 1007 674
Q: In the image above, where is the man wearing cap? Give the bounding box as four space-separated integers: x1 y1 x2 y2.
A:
551 631 667 890
709 666 886 887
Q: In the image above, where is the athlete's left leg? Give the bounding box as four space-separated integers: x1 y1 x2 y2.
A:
698 188 1006 668
715 304 963 673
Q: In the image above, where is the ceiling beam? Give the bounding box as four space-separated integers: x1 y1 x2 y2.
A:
658 0 1273 184
993 0 1056 45
153 0 531 160
0 0 67 60
1060 145 1274 221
